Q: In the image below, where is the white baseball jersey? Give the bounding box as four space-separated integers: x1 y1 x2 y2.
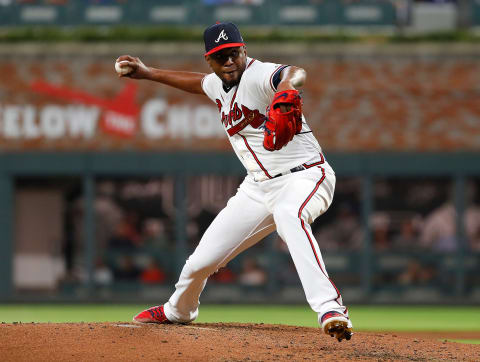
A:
162 56 350 333
201 57 332 181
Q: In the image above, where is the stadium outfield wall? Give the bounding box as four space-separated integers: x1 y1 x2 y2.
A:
1 42 480 153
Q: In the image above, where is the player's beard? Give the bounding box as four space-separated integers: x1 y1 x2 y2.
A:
222 69 243 88
223 79 238 88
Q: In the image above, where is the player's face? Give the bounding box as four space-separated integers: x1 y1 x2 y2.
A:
206 46 247 88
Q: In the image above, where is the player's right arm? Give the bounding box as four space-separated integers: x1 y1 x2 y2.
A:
116 55 206 95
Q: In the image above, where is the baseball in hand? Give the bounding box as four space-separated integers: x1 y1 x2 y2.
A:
115 60 133 75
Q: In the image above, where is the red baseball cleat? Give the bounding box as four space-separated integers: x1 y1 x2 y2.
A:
320 311 353 342
133 305 171 324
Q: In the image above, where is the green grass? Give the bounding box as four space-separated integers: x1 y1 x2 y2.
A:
0 304 479 332
2 27 480 43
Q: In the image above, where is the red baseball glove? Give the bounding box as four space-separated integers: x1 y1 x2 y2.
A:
263 89 303 151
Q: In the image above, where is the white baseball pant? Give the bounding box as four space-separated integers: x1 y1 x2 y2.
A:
164 164 347 326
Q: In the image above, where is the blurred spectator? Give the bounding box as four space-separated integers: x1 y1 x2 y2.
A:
95 183 123 252
277 259 300 286
187 209 216 248
114 256 140 281
93 258 113 286
274 235 289 254
71 182 123 273
108 219 136 249
106 211 141 249
123 211 141 245
140 259 167 284
186 221 200 248
421 202 480 251
392 216 421 250
314 202 363 250
420 203 456 251
397 260 436 286
142 218 170 250
0 0 12 5
238 258 267 286
371 212 391 250
466 205 480 251
210 267 236 283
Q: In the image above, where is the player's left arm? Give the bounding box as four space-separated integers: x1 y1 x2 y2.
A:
275 66 306 113
263 66 305 151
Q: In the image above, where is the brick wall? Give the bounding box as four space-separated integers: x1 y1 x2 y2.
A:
1 43 479 152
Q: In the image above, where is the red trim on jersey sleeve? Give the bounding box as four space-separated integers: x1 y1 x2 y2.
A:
247 58 256 68
239 134 273 179
269 65 288 92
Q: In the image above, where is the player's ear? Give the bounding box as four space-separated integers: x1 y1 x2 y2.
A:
205 55 213 68
242 46 247 56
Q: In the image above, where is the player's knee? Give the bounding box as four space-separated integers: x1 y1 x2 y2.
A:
184 258 217 278
273 203 299 230
273 203 315 235
274 202 299 221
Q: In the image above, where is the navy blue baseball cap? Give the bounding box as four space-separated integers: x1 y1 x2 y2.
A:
204 22 245 56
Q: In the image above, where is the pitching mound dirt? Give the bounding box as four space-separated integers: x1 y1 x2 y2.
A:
1 322 479 361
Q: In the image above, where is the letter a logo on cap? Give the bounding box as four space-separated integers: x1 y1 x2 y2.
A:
204 22 244 56
215 30 229 43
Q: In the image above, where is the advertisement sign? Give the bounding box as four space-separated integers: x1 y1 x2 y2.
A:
1 49 480 151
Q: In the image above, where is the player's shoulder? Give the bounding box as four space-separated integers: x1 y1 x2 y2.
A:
202 72 222 94
202 72 222 86
242 58 286 95
242 57 282 84
244 57 279 74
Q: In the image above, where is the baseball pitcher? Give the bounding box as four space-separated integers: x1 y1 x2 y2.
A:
116 22 353 342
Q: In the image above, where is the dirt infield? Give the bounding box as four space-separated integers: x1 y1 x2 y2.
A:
1 322 479 361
